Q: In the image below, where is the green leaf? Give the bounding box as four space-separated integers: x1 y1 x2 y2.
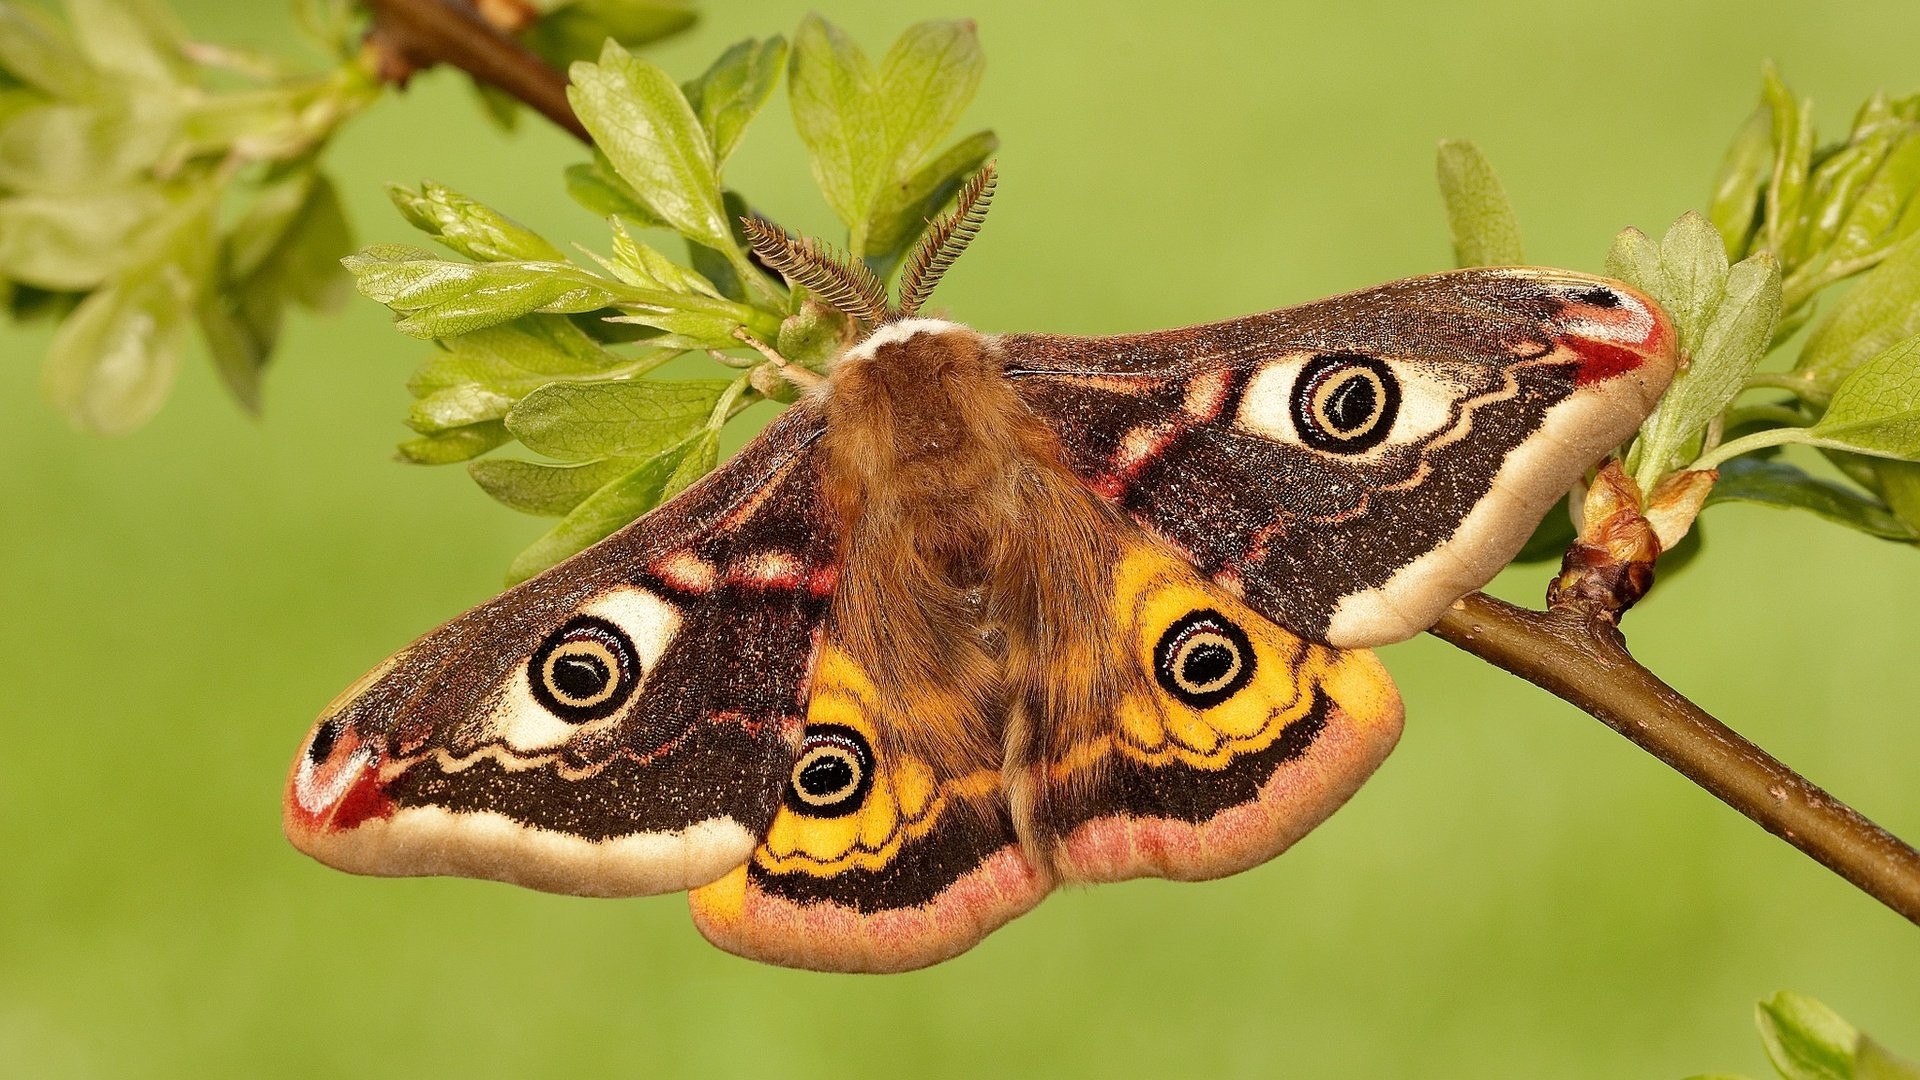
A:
777 300 852 371
1802 333 1920 458
396 421 511 465
505 439 694 583
681 36 786 166
522 0 696 71
1799 234 1920 391
660 426 718 501
1756 992 1859 1080
1436 139 1525 267
387 181 565 263
0 4 96 98
1858 1037 1920 1080
1706 456 1917 541
64 0 188 84
1710 102 1773 259
42 262 193 434
1617 214 1782 483
1761 65 1815 264
1875 458 1920 532
603 217 721 297
505 377 728 460
563 151 668 229
789 16 985 256
469 455 646 516
864 128 999 264
406 383 514 433
0 96 175 193
567 40 731 251
0 185 169 289
409 315 632 397
344 249 625 339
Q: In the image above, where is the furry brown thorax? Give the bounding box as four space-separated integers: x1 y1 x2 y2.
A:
820 318 1127 844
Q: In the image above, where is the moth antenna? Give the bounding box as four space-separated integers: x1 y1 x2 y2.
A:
895 162 997 319
741 217 892 328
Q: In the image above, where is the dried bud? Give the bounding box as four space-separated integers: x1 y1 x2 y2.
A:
1548 460 1661 618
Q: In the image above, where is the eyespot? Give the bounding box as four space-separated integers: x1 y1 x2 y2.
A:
1291 354 1401 453
1153 609 1257 709
528 615 640 722
784 724 874 818
307 718 342 765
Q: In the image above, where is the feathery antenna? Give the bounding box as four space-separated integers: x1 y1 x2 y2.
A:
741 218 892 327
896 162 997 319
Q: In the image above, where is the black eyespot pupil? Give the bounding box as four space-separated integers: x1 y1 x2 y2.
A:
798 755 854 798
1578 286 1620 308
552 655 609 699
307 719 340 765
1182 642 1236 686
1323 375 1378 433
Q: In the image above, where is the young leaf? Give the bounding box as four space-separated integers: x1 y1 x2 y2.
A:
0 184 168 289
1798 234 1920 391
344 250 626 339
468 455 644 516
504 378 729 460
1619 215 1782 483
396 421 511 465
788 14 883 240
563 150 669 229
864 129 999 262
1436 139 1525 267
1706 456 1917 541
1756 992 1859 1080
567 40 731 252
0 4 97 98
1800 332 1920 459
1710 102 1773 259
1761 65 1814 263
505 439 695 583
681 36 787 166
406 383 514 433
64 0 189 84
387 181 565 263
42 263 193 434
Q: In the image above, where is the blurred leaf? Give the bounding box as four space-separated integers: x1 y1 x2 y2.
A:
567 40 731 251
681 35 786 166
1436 138 1524 266
7 282 84 321
1757 992 1858 1080
469 455 643 516
1706 457 1917 541
0 95 175 193
505 438 696 583
42 263 194 434
1799 234 1920 391
1876 458 1920 532
64 0 189 84
344 247 626 338
470 80 521 132
563 150 668 229
1711 102 1772 259
388 181 564 263
1858 1037 1920 1080
396 421 511 465
864 128 998 264
523 0 697 71
0 4 97 98
505 377 728 460
1761 65 1814 263
0 184 169 289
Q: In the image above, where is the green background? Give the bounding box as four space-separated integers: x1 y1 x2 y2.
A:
4 1 1918 1076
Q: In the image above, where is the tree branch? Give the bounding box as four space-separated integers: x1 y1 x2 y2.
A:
1430 590 1920 926
363 0 589 143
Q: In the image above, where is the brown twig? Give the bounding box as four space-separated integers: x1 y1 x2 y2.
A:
1429 463 1920 926
362 0 589 143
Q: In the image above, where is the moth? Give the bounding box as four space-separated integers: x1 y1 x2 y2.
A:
286 167 1677 972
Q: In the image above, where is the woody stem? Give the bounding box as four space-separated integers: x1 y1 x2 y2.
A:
362 0 590 143
1429 590 1920 926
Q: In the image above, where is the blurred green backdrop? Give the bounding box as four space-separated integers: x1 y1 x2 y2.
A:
4 1 1919 1076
